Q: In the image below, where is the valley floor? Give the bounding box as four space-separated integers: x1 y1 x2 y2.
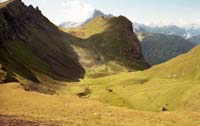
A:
1 83 200 126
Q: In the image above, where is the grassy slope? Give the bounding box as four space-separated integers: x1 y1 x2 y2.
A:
0 32 86 93
60 74 200 112
58 45 200 112
144 45 200 80
0 0 85 93
62 16 110 39
1 83 200 126
1 46 200 125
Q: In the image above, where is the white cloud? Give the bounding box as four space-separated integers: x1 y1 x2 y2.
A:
22 0 94 25
58 0 94 24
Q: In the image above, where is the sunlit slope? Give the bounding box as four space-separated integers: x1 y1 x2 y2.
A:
60 46 200 112
144 45 200 80
61 73 200 112
62 16 149 73
0 83 200 126
62 16 111 39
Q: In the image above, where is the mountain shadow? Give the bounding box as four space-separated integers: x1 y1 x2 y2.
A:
0 0 85 93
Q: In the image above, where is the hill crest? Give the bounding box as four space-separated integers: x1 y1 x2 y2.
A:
62 15 149 71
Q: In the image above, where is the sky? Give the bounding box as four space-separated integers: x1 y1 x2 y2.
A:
1 0 200 26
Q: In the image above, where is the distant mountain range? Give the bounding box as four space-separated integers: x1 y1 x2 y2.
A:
59 9 113 28
137 33 197 65
59 9 200 42
59 10 200 44
134 23 200 40
133 23 200 65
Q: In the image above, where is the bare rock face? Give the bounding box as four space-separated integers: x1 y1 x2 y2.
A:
0 0 85 92
117 16 143 59
97 15 145 60
99 15 144 59
0 0 56 39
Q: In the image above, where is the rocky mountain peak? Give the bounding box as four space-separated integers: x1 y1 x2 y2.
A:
0 0 57 41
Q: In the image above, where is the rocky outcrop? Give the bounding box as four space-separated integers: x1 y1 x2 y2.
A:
94 15 144 60
112 16 143 59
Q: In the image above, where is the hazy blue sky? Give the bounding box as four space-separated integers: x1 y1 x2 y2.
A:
2 0 200 25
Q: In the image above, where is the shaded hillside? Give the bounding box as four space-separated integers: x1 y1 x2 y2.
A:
0 64 6 82
138 33 197 65
0 0 85 92
62 16 149 74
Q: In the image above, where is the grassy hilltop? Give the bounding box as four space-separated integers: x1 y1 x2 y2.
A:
62 16 149 76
